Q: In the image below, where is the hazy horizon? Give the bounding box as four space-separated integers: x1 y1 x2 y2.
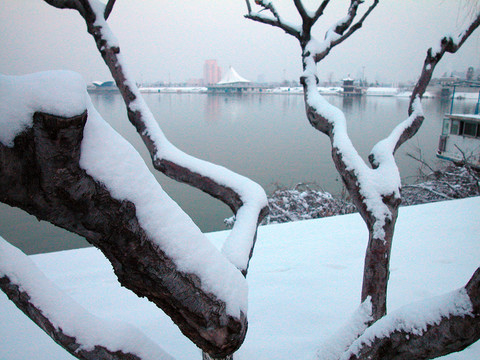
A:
1 0 480 85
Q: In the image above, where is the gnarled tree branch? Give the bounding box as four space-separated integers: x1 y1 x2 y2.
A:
409 12 480 114
0 109 246 358
43 0 267 276
244 0 302 39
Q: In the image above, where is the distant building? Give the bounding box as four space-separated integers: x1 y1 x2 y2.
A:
204 59 222 85
87 80 118 92
341 77 362 97
207 66 255 93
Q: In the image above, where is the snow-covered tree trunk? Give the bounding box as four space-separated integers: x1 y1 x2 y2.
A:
245 0 480 358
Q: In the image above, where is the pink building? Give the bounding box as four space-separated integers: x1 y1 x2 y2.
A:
203 59 222 85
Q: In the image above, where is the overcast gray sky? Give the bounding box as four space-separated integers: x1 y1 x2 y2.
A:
1 0 479 84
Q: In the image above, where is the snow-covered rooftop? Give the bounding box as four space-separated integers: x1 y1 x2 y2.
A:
217 67 250 85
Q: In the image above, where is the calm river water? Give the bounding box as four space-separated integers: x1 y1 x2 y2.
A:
1 92 477 254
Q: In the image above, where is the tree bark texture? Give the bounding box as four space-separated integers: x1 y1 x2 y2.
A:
0 111 245 358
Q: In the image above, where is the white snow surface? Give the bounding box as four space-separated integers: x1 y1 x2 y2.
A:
0 70 248 317
1 197 479 359
316 297 373 360
0 71 87 147
0 237 174 360
90 0 267 272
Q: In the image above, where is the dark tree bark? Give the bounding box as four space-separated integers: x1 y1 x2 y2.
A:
0 110 245 358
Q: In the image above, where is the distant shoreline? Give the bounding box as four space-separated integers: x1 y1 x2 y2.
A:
86 86 479 100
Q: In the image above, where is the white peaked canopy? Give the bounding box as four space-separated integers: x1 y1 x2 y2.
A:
217 67 250 85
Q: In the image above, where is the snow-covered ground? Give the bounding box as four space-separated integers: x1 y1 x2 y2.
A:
1 197 479 360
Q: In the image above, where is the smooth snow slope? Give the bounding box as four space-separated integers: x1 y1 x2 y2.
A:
1 197 479 360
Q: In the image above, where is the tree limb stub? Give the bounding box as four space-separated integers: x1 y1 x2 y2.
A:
0 276 143 360
0 111 246 358
348 268 480 360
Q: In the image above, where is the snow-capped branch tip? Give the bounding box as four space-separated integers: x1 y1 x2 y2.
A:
346 267 480 360
368 98 425 169
371 11 480 168
244 0 302 39
409 11 480 114
0 239 173 360
311 0 379 63
245 0 378 49
0 277 142 360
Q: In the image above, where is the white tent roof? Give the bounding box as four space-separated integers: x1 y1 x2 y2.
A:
217 67 250 85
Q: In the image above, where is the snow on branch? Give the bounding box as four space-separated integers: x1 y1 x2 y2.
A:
244 0 302 39
315 297 373 360
0 237 174 360
410 11 480 114
0 71 249 357
46 0 268 275
368 98 425 169
370 12 480 169
308 0 379 63
343 268 480 360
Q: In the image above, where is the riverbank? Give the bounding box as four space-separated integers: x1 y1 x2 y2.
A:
255 163 480 225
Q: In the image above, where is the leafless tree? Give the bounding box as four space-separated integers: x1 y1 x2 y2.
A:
0 1 268 359
245 0 480 358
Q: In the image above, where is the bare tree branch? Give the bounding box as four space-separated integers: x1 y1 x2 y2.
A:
42 0 86 18
312 0 331 23
409 12 480 113
313 0 380 63
368 11 480 169
104 0 116 19
293 0 309 21
244 0 302 39
244 0 252 13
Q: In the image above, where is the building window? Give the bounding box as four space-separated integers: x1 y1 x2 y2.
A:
442 119 450 135
464 122 477 137
450 120 460 135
